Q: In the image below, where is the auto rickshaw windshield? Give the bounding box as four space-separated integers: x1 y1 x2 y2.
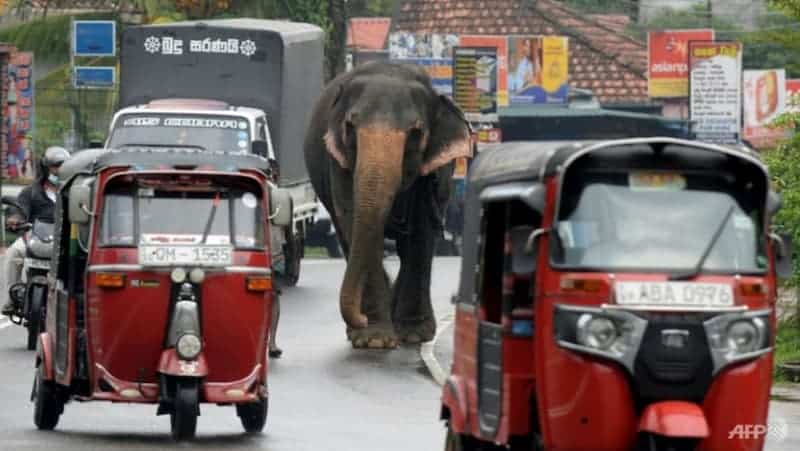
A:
553 169 767 274
99 187 264 248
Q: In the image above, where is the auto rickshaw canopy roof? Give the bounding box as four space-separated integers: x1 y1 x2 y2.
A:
59 147 272 182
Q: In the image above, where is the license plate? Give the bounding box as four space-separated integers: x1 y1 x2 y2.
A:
615 281 734 308
138 245 233 267
24 258 50 270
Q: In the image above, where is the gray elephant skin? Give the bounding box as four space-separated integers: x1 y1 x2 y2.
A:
303 62 472 349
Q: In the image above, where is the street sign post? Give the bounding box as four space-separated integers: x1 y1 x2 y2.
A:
72 20 116 57
74 67 115 88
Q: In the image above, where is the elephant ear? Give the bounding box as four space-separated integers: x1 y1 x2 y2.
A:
324 83 351 170
420 95 473 176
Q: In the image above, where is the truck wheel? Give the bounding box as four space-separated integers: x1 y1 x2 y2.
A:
237 396 268 433
26 284 45 351
170 380 199 441
281 229 302 287
33 365 63 430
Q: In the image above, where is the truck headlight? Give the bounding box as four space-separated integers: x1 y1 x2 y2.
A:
554 305 648 374
176 333 202 360
704 310 770 375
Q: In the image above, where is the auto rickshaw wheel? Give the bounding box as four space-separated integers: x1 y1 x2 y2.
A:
170 379 199 441
236 396 268 433
33 365 63 430
445 424 482 451
26 284 45 351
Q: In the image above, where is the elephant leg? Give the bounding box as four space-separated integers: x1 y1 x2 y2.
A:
347 265 397 349
392 185 439 344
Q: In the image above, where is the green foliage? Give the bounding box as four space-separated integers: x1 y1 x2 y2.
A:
775 315 800 382
346 0 395 16
560 0 635 15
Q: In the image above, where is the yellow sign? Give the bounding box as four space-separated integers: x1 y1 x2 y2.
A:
542 36 568 93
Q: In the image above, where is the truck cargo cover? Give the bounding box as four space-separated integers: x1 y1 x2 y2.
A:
120 19 324 186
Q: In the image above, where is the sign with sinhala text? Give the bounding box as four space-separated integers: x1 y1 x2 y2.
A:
688 41 742 144
453 46 499 123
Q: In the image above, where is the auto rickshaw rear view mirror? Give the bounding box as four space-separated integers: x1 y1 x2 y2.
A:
767 191 783 217
68 177 95 225
773 232 794 279
509 226 538 275
269 187 293 227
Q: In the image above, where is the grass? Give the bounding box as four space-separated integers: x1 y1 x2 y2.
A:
304 246 331 259
775 314 800 383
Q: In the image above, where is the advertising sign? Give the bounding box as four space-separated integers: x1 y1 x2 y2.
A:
73 20 116 56
688 41 742 144
743 69 787 149
459 36 509 107
74 66 115 88
507 36 569 105
3 52 35 180
786 79 800 113
648 29 715 98
388 32 459 96
453 47 499 122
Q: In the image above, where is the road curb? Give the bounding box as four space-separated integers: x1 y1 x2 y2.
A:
420 316 453 387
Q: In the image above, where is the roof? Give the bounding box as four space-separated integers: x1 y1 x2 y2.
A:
347 17 392 50
587 14 631 33
392 0 650 105
60 147 271 181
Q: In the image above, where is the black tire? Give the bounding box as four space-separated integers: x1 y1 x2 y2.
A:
236 397 268 433
445 424 479 451
325 235 343 258
170 380 199 441
281 228 302 287
33 365 63 430
26 284 45 351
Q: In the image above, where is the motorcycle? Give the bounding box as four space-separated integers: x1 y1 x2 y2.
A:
1 196 54 350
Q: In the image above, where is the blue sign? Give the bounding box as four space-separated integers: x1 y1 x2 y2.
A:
73 20 116 56
74 67 115 88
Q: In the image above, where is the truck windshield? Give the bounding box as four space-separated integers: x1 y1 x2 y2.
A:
107 113 251 152
553 171 766 274
100 189 264 249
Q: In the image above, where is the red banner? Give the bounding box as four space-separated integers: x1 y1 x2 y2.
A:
648 29 714 98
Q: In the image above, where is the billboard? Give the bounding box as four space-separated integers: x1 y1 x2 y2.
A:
453 47 499 122
743 69 788 149
786 79 800 113
648 29 715 98
459 36 509 107
688 41 742 144
388 32 459 96
507 36 569 105
4 52 35 180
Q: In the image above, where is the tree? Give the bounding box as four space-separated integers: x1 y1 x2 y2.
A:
347 0 395 17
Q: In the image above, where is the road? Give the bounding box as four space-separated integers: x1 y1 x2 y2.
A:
0 257 458 451
1 255 799 450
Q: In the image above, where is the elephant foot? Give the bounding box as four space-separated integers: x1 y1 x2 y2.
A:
395 315 437 344
346 322 399 349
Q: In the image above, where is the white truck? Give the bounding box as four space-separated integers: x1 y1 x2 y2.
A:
107 18 325 285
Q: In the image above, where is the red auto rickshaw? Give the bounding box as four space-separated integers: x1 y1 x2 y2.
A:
32 147 293 440
441 138 792 450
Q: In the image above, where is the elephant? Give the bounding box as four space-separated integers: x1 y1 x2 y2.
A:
303 61 472 349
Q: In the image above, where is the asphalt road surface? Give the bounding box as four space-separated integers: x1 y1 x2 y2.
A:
1 255 799 450
0 257 457 451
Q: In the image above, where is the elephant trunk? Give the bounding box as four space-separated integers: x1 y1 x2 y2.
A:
339 126 406 329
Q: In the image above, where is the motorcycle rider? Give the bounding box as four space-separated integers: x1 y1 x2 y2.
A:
2 146 70 315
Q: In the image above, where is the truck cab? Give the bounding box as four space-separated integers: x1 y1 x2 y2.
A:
106 98 277 161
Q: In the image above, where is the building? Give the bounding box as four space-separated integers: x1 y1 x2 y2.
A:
346 17 392 70
392 0 657 111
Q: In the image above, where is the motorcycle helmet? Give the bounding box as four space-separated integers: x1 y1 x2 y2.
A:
40 146 71 183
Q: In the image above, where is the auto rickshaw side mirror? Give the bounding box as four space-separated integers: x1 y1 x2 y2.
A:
269 187 293 227
771 232 794 279
767 191 783 218
68 177 95 225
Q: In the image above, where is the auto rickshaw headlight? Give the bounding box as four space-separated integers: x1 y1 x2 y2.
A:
171 267 187 284
704 310 770 375
176 333 202 360
190 268 205 284
577 315 618 350
554 305 648 374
